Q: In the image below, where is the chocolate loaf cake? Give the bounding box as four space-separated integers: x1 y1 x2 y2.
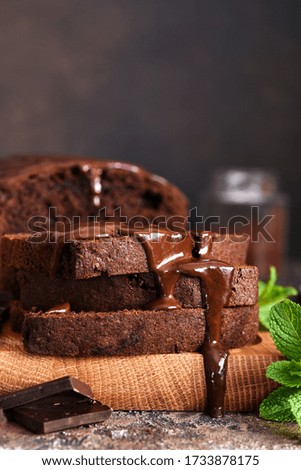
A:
16 266 258 313
22 305 259 357
0 157 189 235
5 223 258 353
2 230 249 280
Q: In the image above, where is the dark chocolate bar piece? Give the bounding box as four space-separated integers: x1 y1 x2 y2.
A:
11 392 112 434
0 376 94 410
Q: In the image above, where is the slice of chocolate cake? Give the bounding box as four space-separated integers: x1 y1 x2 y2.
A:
21 305 259 357
16 266 258 314
9 264 258 333
2 229 249 279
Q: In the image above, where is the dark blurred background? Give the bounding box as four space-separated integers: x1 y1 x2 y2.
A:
0 1 300 257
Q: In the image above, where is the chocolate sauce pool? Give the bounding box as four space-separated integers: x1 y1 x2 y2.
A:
32 222 235 418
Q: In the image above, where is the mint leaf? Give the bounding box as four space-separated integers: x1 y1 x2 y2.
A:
259 386 297 422
266 360 301 387
259 305 272 331
259 266 277 302
288 391 301 428
258 267 297 330
270 300 301 361
260 294 301 429
261 285 298 306
258 280 266 298
259 285 298 330
290 360 301 378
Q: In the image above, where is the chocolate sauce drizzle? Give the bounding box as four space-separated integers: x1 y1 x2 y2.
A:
81 164 102 207
79 160 166 210
34 222 234 418
132 227 233 418
45 302 71 315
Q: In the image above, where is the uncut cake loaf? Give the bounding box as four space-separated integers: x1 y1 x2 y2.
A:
0 156 189 235
2 223 258 356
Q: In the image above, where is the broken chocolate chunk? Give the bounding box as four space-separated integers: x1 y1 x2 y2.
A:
0 376 94 410
10 392 112 434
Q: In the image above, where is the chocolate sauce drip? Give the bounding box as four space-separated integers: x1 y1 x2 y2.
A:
79 160 166 211
133 230 194 310
30 222 234 417
129 230 233 418
194 231 214 257
179 261 233 418
81 164 103 208
126 229 233 417
45 302 71 314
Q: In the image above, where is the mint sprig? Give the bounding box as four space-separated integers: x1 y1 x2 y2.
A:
258 266 297 330
260 386 297 422
269 300 301 361
259 300 301 430
266 360 301 387
289 392 301 428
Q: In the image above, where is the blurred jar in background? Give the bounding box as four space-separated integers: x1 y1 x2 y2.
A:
202 168 289 280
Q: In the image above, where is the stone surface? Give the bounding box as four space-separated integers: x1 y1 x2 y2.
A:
0 411 300 450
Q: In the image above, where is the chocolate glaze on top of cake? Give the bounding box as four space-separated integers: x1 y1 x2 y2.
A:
30 222 234 418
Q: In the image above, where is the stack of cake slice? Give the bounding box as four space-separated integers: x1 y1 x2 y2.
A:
2 226 258 357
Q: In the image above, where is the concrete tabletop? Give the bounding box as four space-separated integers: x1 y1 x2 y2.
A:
0 411 300 450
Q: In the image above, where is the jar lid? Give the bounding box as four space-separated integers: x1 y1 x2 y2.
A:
212 168 278 204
